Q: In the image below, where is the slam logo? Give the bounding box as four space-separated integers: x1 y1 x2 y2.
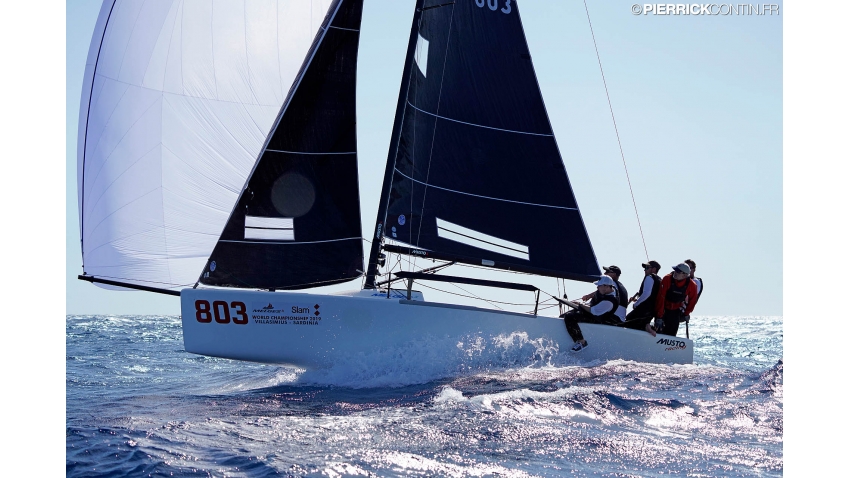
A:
657 338 687 350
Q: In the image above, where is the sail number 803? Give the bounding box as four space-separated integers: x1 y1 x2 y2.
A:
475 0 511 14
195 300 248 324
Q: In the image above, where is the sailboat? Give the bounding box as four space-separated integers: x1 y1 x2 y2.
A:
77 0 693 367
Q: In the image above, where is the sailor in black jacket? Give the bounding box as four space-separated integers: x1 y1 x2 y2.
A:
561 275 621 352
580 265 628 322
624 260 662 335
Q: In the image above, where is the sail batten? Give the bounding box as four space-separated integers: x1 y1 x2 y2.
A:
392 168 580 211
406 102 555 137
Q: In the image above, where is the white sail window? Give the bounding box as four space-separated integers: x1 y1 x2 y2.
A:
415 33 429 77
436 218 529 261
245 216 294 241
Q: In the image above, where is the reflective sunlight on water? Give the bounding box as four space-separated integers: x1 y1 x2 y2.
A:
67 315 782 477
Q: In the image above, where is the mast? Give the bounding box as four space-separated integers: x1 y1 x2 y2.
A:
364 0 427 289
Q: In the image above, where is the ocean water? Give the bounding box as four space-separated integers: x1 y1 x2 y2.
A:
66 315 782 477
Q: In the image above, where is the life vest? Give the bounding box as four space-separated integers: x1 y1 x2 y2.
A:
589 292 619 321
663 277 691 311
694 277 703 301
615 280 628 307
634 273 661 313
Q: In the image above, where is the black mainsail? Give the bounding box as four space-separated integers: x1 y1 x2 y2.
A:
202 0 364 290
365 0 600 287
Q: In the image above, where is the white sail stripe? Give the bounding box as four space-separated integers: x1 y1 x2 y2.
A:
221 237 362 245
438 228 529 261
436 218 529 261
245 216 293 229
244 228 295 241
328 25 359 32
436 218 528 254
264 149 356 155
394 169 578 211
407 102 554 137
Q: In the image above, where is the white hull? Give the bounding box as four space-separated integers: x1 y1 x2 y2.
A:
180 288 693 368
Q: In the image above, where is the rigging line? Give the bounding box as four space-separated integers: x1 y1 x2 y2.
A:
415 3 456 264
388 247 508 310
526 303 560 315
413 282 532 307
582 0 649 261
444 280 505 311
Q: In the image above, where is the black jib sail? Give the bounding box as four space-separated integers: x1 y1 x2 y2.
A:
366 0 600 286
201 0 364 290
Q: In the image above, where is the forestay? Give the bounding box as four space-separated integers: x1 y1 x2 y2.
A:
369 0 601 284
78 0 332 291
200 0 365 290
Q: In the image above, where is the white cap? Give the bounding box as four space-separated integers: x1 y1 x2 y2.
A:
672 263 691 274
594 275 616 287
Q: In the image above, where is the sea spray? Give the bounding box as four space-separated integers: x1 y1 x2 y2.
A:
295 330 578 388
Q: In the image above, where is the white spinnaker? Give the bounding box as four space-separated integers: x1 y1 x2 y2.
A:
78 0 331 290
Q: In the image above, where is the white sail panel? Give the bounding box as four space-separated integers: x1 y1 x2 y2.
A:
78 0 330 290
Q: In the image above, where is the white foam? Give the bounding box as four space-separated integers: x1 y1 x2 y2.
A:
293 330 576 388
434 387 467 403
381 451 534 477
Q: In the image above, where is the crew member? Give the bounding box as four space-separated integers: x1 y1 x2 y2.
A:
624 260 661 336
581 265 628 322
683 259 703 314
561 275 620 352
654 263 699 336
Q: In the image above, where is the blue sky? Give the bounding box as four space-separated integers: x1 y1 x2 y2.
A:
66 0 783 315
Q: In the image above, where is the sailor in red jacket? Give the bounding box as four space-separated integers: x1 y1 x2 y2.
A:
654 263 699 337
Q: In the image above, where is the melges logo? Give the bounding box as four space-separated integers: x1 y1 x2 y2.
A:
657 338 687 350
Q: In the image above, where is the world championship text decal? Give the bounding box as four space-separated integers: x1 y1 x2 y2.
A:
250 301 322 325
